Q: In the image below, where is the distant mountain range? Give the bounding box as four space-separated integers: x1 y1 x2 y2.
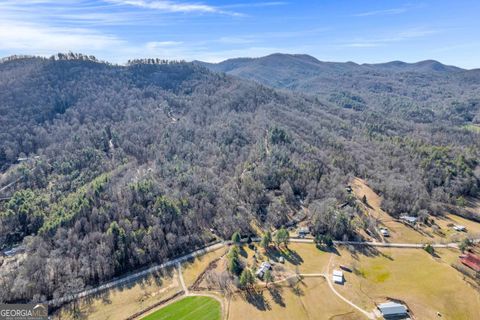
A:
197 53 480 124
197 53 468 77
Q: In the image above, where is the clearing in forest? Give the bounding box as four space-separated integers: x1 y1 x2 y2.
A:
351 178 427 243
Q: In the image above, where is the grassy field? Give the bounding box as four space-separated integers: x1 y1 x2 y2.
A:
141 296 221 320
54 270 180 320
280 243 331 274
434 213 480 240
228 278 362 320
331 247 480 320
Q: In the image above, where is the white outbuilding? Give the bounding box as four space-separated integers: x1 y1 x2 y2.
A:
332 269 344 284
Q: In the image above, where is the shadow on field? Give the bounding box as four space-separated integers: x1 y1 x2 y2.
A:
244 289 270 311
266 247 304 266
316 244 340 255
348 245 394 261
268 286 285 307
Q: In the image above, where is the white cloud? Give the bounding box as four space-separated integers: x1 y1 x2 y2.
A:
221 2 288 9
105 0 241 15
353 8 407 17
146 41 184 48
0 21 125 56
342 28 440 48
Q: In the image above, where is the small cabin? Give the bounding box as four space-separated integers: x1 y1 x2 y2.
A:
453 225 466 232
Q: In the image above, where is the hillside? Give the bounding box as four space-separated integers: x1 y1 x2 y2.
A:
0 55 479 304
199 53 480 124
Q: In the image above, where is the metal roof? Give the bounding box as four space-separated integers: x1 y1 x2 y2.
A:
333 270 343 277
378 302 408 316
332 275 343 283
400 215 417 223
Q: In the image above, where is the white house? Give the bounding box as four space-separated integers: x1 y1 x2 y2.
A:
256 261 272 279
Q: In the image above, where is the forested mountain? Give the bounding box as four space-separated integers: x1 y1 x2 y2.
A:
199 53 480 124
0 54 479 304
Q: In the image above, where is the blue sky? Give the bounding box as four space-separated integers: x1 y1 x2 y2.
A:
0 0 479 68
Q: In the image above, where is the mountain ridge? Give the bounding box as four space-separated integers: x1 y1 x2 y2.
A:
196 53 468 73
2 52 472 72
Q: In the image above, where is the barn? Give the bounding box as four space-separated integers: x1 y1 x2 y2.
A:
461 253 480 272
377 302 408 318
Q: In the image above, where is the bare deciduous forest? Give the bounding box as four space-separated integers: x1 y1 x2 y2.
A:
0 53 479 303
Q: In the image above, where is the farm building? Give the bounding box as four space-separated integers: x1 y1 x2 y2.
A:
377 302 408 318
399 215 417 225
332 270 344 284
461 253 480 272
453 225 466 231
298 227 310 237
255 262 272 279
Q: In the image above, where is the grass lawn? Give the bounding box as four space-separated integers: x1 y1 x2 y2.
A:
228 278 362 320
281 243 330 274
141 296 221 320
54 270 180 320
332 247 480 320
